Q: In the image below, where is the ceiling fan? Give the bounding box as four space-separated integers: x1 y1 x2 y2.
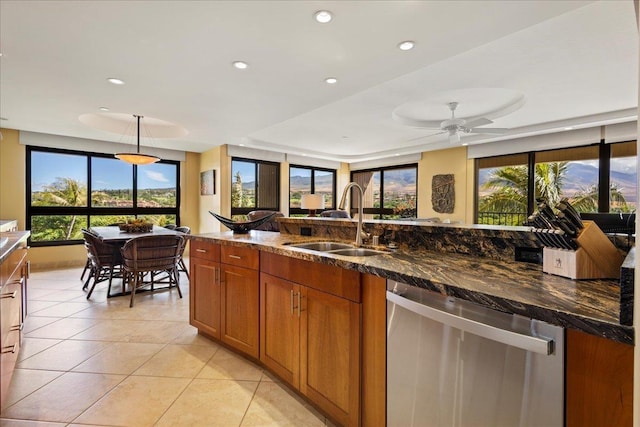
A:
419 102 509 144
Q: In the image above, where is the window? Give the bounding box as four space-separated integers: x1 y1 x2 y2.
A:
350 164 417 219
534 145 600 213
231 158 280 217
474 141 637 224
27 146 179 246
476 153 529 226
289 165 336 215
610 141 637 213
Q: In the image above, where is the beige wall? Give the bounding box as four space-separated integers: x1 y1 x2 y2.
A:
417 146 473 224
198 145 229 233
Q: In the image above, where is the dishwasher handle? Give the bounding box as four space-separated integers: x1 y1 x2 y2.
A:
386 290 555 355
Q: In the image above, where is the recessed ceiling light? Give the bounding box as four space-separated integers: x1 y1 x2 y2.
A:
462 143 469 146
564 126 574 130
107 78 125 85
233 61 248 70
314 10 333 23
325 77 337 84
99 107 110 112
398 41 415 51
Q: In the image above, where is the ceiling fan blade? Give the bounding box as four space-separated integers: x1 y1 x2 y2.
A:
468 127 509 134
463 117 493 128
407 130 446 142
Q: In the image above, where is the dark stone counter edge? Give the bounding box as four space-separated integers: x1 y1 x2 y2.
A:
0 231 30 263
189 234 634 346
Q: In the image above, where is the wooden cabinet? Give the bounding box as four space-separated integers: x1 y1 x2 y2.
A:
566 328 633 427
0 243 27 408
260 252 361 427
220 245 259 358
189 240 259 358
189 240 221 338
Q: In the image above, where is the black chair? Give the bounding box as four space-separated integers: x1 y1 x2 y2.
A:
120 235 184 307
320 210 350 218
164 223 177 230
81 229 123 299
247 210 284 231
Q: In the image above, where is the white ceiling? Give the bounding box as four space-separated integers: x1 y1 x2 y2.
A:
0 0 637 163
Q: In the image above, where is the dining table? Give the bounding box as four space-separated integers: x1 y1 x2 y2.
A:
88 225 186 297
89 225 183 243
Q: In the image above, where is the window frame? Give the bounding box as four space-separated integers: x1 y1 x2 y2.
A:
349 163 418 219
26 145 181 247
288 164 337 216
230 157 281 217
474 140 637 224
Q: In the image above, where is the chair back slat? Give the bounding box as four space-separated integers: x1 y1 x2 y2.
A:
120 235 185 273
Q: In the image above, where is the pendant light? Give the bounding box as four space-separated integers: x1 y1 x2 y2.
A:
114 115 160 165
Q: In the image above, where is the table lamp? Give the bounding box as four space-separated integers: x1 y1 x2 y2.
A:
301 194 325 217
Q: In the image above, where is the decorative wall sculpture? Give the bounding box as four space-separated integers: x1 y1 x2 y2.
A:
432 174 454 213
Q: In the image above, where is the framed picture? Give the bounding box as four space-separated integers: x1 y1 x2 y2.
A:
200 169 215 195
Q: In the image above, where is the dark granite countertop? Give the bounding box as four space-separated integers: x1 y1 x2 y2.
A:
190 230 634 345
0 231 30 263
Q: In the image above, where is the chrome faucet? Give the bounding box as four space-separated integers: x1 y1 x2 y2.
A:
338 182 366 247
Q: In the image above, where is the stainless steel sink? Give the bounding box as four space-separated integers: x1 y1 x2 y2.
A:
286 241 354 251
329 248 388 257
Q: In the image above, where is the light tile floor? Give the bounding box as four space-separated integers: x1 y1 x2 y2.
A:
0 266 330 427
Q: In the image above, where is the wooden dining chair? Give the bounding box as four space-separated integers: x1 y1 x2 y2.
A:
81 229 123 299
174 226 191 280
120 235 185 307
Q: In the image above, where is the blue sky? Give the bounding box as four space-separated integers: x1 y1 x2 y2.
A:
31 152 176 191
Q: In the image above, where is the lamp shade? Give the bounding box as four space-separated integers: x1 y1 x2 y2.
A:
301 194 325 210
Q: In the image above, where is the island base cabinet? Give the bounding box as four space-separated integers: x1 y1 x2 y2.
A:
190 259 221 339
300 286 361 427
566 328 633 427
260 274 300 388
260 273 361 427
220 265 259 358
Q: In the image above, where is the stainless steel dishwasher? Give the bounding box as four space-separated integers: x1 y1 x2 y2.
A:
387 280 564 427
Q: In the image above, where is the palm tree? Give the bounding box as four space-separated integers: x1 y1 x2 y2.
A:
33 177 87 240
479 161 628 225
479 162 568 225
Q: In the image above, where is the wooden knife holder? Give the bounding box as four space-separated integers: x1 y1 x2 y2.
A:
542 220 624 280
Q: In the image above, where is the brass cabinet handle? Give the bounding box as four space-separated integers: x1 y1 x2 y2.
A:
1 343 17 354
1 290 17 299
228 255 242 260
7 276 24 286
196 249 207 253
297 292 302 317
290 290 294 315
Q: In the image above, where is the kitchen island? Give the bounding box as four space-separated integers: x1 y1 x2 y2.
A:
188 221 633 427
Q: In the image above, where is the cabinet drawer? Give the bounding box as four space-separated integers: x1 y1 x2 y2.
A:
1 247 27 287
190 240 220 261
221 245 259 270
1 281 22 344
261 252 361 302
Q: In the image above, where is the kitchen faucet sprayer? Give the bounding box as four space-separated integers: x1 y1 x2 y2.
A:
339 182 366 247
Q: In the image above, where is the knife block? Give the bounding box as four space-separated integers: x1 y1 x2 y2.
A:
542 221 624 280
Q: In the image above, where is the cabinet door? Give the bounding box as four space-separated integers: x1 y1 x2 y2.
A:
189 258 221 339
221 264 259 358
260 273 300 388
300 286 361 427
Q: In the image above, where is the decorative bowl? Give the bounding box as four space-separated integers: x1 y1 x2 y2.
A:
209 211 277 234
118 222 153 233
